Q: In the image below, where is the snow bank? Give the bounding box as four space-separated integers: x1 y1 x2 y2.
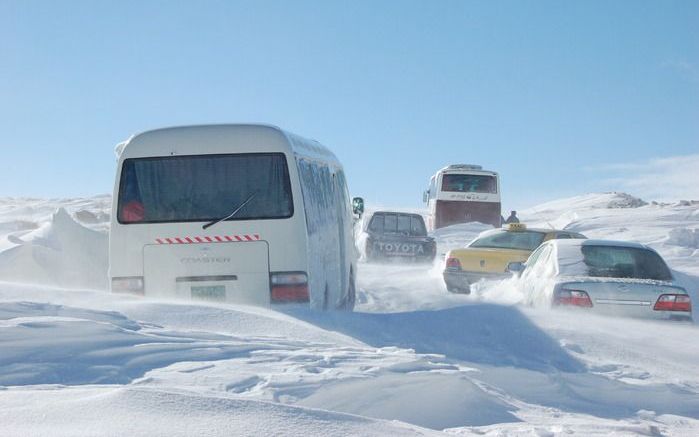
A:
0 301 276 386
286 304 584 373
0 386 434 437
431 222 493 255
1 193 699 435
299 372 518 429
0 195 111 234
525 192 647 216
0 208 108 289
666 227 699 249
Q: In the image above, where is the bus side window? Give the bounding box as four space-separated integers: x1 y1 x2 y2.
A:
429 176 436 200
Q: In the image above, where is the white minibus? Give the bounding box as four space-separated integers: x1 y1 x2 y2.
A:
109 124 362 310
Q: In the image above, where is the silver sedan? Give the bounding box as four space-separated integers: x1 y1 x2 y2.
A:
508 239 692 321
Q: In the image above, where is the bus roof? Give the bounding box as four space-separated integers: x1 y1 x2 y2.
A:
433 164 498 177
116 124 341 166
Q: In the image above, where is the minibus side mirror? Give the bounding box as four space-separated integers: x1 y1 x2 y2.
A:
423 190 429 203
352 197 364 217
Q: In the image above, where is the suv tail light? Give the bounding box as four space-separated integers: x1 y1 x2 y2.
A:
111 276 144 295
271 272 309 303
445 257 462 270
654 294 691 312
554 289 593 308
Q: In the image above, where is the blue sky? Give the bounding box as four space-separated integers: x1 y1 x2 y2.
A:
1 0 697 209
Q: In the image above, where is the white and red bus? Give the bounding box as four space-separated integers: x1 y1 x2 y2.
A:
424 164 501 229
110 124 361 310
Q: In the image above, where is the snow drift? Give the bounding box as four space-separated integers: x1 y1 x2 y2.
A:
0 208 107 290
1 192 699 435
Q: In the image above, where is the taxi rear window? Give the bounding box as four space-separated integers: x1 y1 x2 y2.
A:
470 231 545 251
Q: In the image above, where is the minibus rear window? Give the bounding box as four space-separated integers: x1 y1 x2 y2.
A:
117 153 293 224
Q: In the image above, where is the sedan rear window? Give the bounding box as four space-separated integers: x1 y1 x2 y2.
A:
580 245 672 281
470 231 546 251
118 153 293 224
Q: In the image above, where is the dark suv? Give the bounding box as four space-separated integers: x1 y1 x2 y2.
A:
365 211 436 262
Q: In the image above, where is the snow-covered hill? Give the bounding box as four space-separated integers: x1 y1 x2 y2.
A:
521 192 699 276
0 192 698 436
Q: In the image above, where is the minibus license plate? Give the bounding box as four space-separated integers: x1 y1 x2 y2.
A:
191 285 226 301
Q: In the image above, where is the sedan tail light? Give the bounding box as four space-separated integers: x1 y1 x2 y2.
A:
271 272 309 303
654 294 691 312
554 289 593 308
445 257 462 271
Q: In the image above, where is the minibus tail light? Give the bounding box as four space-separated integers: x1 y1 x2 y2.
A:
111 276 144 295
271 272 309 303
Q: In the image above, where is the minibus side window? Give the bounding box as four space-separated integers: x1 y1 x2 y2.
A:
297 159 337 235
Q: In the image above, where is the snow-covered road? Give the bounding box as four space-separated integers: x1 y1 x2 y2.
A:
1 193 698 436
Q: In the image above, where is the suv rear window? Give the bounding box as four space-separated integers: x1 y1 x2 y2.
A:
368 214 427 236
118 153 293 224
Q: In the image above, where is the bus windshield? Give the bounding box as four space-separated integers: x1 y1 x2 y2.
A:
117 153 293 224
441 174 497 194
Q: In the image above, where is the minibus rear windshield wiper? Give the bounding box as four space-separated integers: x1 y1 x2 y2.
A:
202 192 258 230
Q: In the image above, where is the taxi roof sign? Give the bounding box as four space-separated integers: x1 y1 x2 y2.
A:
507 223 527 231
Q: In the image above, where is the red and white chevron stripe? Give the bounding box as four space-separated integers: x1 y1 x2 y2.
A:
155 234 260 244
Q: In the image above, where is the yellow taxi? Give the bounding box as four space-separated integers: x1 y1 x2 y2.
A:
443 223 586 293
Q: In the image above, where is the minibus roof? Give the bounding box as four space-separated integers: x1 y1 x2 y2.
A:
116 124 340 166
